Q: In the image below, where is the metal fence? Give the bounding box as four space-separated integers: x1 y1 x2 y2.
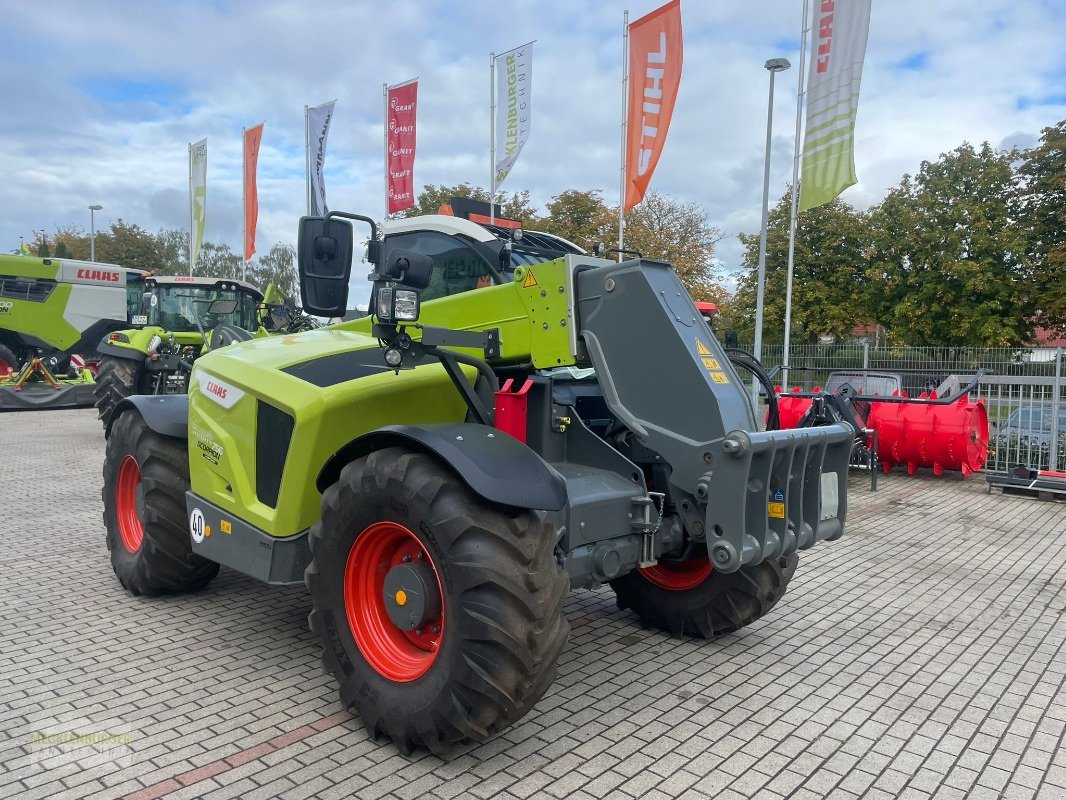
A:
743 342 1066 473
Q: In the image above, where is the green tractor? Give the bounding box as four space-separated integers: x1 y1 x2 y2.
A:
101 210 855 755
0 253 145 409
92 276 267 425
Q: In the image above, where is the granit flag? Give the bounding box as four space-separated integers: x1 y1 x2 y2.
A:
624 0 682 211
799 0 872 212
387 80 417 214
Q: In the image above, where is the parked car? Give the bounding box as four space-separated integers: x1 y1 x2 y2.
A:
992 404 1066 470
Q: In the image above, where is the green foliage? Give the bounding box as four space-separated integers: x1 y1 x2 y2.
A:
1018 119 1066 331
867 142 1029 346
254 243 298 298
400 183 540 224
540 189 614 250
733 194 870 343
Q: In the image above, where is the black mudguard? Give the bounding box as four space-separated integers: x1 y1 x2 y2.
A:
107 394 189 440
319 423 568 512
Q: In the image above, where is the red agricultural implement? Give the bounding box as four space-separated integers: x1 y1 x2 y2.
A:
774 370 989 479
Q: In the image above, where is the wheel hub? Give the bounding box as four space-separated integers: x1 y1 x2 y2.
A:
383 561 441 631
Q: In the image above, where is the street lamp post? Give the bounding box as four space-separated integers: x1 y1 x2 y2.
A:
752 57 791 399
89 204 103 262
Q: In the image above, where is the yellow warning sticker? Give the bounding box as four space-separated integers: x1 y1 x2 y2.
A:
523 270 538 288
220 519 232 535
710 371 729 384
702 357 721 370
768 502 785 519
695 339 712 356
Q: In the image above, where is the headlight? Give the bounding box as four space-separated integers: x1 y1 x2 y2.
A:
392 290 419 321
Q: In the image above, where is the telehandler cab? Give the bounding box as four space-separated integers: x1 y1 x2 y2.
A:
101 210 855 755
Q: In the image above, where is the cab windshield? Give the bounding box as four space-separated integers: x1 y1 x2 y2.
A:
142 286 258 331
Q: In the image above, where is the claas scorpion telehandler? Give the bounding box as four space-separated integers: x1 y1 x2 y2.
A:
100 210 855 756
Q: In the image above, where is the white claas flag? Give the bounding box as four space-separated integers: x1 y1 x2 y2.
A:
494 42 533 187
799 0 872 212
189 138 207 270
308 100 336 215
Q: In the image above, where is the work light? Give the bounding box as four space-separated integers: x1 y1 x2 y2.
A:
376 287 420 324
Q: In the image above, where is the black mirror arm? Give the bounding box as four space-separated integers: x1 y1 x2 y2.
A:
325 211 379 263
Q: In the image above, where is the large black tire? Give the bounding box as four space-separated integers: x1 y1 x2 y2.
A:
307 447 570 757
0 343 20 376
102 410 219 596
94 355 147 430
610 553 798 638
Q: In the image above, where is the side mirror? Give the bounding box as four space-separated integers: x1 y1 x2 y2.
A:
208 298 237 315
298 216 354 317
380 248 434 290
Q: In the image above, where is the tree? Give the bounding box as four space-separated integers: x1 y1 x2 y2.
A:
254 243 298 297
732 193 871 343
540 189 614 251
194 241 243 280
624 192 725 303
402 183 540 224
1018 118 1066 331
94 220 167 273
867 142 1029 346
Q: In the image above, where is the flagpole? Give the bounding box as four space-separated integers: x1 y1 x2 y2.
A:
187 142 194 276
242 126 247 282
782 0 811 391
618 10 629 262
489 52 496 225
304 105 311 216
383 83 389 219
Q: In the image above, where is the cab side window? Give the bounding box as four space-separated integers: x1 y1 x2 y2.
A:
384 231 492 302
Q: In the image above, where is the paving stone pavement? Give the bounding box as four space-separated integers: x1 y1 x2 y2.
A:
1 407 1064 800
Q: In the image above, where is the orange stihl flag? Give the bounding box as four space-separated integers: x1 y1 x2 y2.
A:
243 122 264 261
624 0 683 211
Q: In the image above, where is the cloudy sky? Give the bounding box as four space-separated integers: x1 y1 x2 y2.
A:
2 0 1064 276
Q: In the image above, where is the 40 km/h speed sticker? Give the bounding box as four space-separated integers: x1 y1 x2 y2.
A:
189 508 207 543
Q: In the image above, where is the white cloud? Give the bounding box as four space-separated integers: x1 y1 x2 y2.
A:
1 0 1063 277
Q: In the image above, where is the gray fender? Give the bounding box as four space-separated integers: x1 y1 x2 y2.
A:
318 423 567 512
108 394 188 439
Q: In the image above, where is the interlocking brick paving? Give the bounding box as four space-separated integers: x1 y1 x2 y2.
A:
1 408 1063 799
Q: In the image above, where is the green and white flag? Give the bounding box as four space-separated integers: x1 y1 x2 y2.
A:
189 138 207 271
494 42 533 188
799 0 871 212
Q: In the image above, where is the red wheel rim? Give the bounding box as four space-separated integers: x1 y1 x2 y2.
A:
84 361 100 377
116 455 145 553
0 356 11 377
344 521 445 682
639 556 713 590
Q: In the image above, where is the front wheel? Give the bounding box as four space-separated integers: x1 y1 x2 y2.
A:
610 551 798 638
102 410 219 595
307 447 570 756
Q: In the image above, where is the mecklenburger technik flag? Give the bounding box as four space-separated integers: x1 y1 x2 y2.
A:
494 42 533 187
799 0 872 212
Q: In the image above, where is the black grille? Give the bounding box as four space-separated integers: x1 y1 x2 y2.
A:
256 401 295 508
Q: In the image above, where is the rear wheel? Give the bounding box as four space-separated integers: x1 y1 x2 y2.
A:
94 356 147 430
610 551 798 638
102 410 219 595
307 447 570 756
0 344 19 377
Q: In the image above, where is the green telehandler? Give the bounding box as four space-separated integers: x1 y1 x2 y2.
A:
100 210 856 756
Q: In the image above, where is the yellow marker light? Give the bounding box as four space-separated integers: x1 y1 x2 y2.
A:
395 590 408 606
204 524 212 537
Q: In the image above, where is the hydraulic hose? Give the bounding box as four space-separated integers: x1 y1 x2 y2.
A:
725 348 780 431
